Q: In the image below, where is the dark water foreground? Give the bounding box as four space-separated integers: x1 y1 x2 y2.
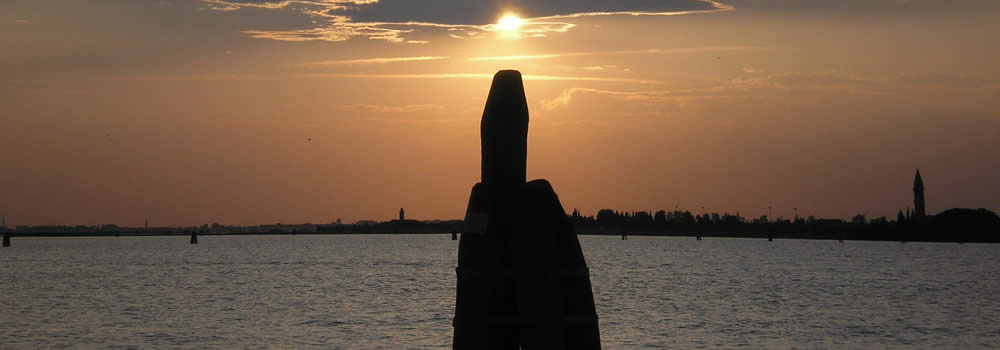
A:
1 235 998 349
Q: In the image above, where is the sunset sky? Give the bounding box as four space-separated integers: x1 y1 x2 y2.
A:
2 0 998 226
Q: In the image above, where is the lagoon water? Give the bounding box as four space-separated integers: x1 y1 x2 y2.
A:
1 235 999 349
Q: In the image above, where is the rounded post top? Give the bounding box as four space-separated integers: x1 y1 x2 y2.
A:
481 70 529 184
494 69 522 80
489 70 525 96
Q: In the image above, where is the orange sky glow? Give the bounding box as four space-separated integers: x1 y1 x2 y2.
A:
2 0 999 226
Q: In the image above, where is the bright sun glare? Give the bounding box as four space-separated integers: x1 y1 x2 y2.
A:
496 14 524 32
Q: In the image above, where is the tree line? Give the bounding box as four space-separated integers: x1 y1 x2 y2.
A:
568 208 1000 243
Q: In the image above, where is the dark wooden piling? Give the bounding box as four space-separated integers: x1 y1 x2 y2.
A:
453 70 600 349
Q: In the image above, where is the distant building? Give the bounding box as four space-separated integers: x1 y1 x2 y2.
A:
400 208 405 221
913 169 926 219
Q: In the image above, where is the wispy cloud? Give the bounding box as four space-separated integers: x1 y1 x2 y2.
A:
531 1 733 20
14 19 30 24
526 74 661 84
469 54 564 62
539 70 1000 111
541 88 579 111
201 0 369 12
298 72 662 85
301 56 448 66
542 87 669 110
469 46 762 62
202 0 732 43
300 72 494 80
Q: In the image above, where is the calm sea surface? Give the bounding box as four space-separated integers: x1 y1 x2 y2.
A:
1 235 999 349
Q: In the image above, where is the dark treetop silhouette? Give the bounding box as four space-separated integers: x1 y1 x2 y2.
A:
453 70 601 349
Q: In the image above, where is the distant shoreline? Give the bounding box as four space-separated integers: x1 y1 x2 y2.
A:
3 231 993 244
6 208 996 243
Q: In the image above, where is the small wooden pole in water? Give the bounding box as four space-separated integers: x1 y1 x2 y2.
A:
190 231 198 244
452 231 458 240
2 232 10 247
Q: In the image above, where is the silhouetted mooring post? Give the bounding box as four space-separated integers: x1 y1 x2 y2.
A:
2 232 10 247
453 70 601 349
190 231 198 244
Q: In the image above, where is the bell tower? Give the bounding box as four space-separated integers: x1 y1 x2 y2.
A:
913 169 926 219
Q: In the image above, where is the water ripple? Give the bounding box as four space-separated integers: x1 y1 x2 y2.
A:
0 235 998 349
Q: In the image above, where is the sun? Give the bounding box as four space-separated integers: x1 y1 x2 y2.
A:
496 13 524 32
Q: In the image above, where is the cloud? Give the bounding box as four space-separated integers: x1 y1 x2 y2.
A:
726 71 889 93
299 72 663 84
14 19 30 24
540 71 1000 111
301 56 448 66
468 46 761 62
202 0 732 43
470 54 563 62
724 0 997 15
540 72 870 110
541 88 576 110
541 87 670 111
340 0 731 24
